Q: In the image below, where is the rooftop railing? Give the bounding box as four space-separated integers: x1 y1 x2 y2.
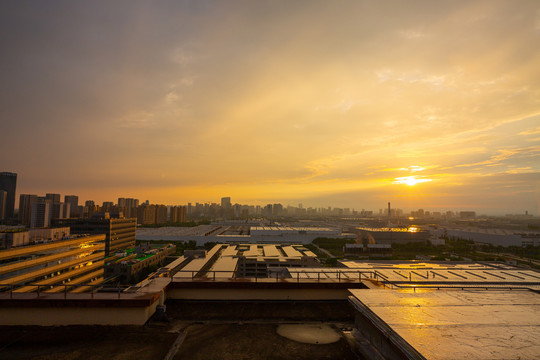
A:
172 269 377 283
171 268 540 291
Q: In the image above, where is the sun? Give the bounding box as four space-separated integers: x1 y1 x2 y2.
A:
393 176 432 186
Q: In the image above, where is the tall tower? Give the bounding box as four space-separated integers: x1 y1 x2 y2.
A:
387 202 391 228
0 190 6 222
45 193 61 203
64 195 79 217
221 197 231 208
19 194 38 226
0 172 17 221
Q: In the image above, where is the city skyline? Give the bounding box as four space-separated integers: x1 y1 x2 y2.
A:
6 178 534 216
1 1 539 215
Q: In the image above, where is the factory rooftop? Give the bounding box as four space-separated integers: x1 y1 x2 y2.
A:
172 243 320 281
341 260 540 290
356 227 425 232
136 225 350 245
349 289 540 360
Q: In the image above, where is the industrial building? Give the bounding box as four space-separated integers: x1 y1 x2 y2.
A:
105 243 176 282
339 260 540 290
343 243 393 257
1 240 539 360
433 227 540 247
0 227 30 249
136 224 353 245
172 243 320 279
356 227 430 245
0 227 71 249
53 215 136 255
0 233 106 293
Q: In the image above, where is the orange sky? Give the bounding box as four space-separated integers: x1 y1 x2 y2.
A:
1 1 539 214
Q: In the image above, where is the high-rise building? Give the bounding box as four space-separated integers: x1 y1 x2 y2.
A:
221 197 231 208
64 195 79 217
137 205 156 225
51 202 70 220
19 194 38 226
45 193 61 203
264 204 273 217
0 172 17 221
169 206 186 223
459 211 476 219
118 198 139 218
0 190 6 222
156 205 168 224
31 201 51 228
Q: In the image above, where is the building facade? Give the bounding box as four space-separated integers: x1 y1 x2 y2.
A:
64 195 79 217
31 201 51 228
53 216 136 255
19 194 38 226
0 172 17 222
0 234 106 293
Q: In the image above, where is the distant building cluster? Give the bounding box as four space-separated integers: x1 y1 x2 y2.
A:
136 224 352 246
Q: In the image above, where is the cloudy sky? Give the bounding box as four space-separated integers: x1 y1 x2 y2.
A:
1 1 539 214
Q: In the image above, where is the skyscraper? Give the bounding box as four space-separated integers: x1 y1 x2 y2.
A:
0 190 6 222
31 201 51 228
19 194 38 226
45 193 61 203
221 197 231 208
0 172 17 221
64 195 79 217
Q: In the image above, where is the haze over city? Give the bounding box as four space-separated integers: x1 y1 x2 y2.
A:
1 1 540 214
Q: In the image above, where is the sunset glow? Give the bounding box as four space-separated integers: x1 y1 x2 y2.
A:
1 1 539 214
394 176 433 186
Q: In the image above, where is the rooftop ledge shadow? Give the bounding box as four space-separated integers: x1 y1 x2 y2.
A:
168 279 370 290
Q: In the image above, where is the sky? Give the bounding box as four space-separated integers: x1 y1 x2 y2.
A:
1 1 539 214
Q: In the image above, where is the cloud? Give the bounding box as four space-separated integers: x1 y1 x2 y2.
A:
520 127 540 136
0 1 539 214
398 29 431 39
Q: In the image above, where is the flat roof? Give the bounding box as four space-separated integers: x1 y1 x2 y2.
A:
349 289 540 360
282 245 302 257
180 258 207 273
243 244 260 257
263 245 280 257
341 261 540 288
341 260 518 270
136 225 222 238
221 245 238 257
209 257 238 278
356 227 428 233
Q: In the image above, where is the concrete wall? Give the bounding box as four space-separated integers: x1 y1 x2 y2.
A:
167 287 351 300
0 301 159 326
